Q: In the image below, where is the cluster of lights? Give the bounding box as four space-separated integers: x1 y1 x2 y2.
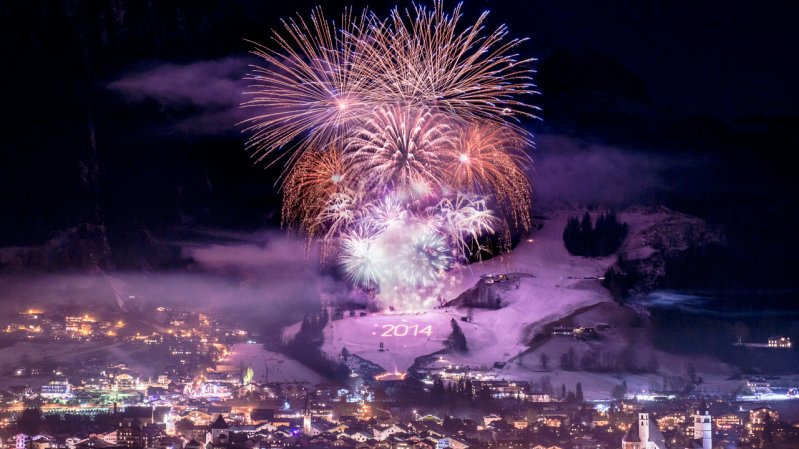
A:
374 371 408 381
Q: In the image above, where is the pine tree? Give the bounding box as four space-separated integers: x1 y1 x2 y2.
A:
446 318 468 352
559 347 577 370
563 210 628 257
575 383 584 402
611 380 628 400
580 212 593 255
320 307 329 327
563 217 581 254
541 376 554 395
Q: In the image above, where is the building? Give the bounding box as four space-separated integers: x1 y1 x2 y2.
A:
482 414 502 427
117 420 143 448
714 413 744 431
689 411 712 449
40 380 73 401
114 374 138 391
748 407 779 436
97 431 117 445
767 336 792 348
209 415 230 445
436 438 468 449
302 408 312 436
16 434 30 449
621 413 667 449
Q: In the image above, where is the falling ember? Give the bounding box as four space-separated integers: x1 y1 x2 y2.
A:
241 1 538 311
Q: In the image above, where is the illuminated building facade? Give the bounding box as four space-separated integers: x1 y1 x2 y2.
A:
767 336 792 348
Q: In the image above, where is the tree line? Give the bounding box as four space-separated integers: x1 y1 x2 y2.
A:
563 211 628 257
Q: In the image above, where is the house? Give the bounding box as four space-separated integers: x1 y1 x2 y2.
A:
96 431 117 445
65 438 83 449
333 437 357 448
350 430 376 443
416 415 443 425
767 336 792 348
184 440 203 449
482 414 502 427
74 437 123 449
374 425 407 441
436 437 468 449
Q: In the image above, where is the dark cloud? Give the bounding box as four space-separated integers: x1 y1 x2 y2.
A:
532 134 710 207
0 231 357 332
108 56 255 135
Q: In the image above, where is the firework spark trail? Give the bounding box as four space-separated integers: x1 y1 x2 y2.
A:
282 147 347 238
432 193 497 259
241 2 538 311
345 105 458 196
359 2 539 129
445 124 533 232
241 7 372 167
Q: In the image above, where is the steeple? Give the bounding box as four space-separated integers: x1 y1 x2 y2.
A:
302 394 312 435
638 413 650 445
693 410 712 449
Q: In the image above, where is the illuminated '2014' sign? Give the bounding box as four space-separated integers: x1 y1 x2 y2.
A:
377 324 433 337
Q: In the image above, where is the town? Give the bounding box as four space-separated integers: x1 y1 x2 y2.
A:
1 307 797 449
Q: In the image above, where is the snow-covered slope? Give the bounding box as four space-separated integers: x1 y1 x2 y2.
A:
317 208 735 398
321 210 613 371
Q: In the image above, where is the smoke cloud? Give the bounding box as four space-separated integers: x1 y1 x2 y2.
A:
532 134 710 207
108 56 255 135
0 231 361 335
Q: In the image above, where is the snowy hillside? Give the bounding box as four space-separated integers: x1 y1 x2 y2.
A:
314 207 738 399
322 210 634 369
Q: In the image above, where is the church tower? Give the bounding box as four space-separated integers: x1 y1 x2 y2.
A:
210 414 229 445
302 395 312 435
638 413 650 446
622 412 667 449
693 411 712 449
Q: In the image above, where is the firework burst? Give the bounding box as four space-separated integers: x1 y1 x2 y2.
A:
282 147 347 238
345 105 458 196
358 1 539 128
242 2 538 311
445 124 533 232
240 7 372 165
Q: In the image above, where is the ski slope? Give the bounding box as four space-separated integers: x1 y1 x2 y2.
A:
322 210 614 372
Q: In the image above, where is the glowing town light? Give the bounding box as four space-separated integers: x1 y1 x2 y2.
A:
374 371 407 381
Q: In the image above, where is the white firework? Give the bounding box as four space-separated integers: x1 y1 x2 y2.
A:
433 193 498 259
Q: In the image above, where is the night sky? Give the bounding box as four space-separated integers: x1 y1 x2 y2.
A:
0 0 797 292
